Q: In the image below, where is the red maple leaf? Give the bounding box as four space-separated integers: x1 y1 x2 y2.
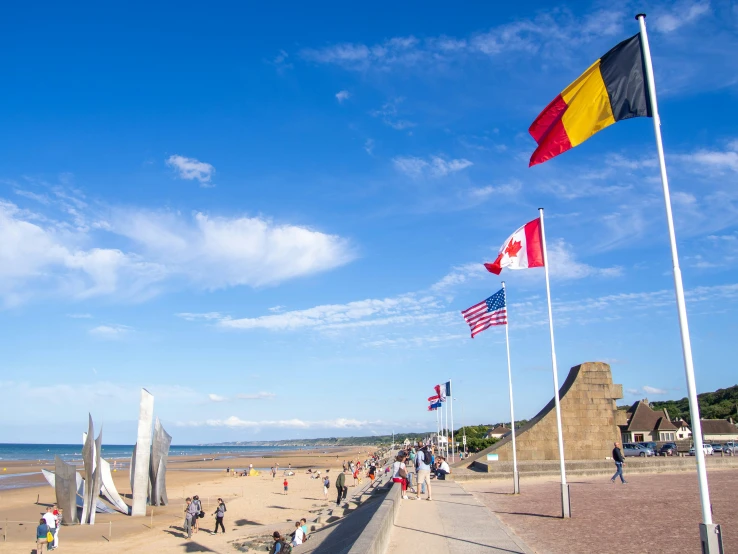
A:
505 239 523 258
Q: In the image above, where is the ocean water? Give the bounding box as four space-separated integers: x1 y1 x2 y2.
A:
0 443 302 463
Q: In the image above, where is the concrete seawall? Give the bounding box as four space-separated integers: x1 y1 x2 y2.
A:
346 481 401 554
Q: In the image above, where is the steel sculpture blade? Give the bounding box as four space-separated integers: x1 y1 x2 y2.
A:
131 388 154 516
88 427 103 524
81 415 95 524
99 457 130 514
149 418 172 506
54 456 79 525
41 470 114 514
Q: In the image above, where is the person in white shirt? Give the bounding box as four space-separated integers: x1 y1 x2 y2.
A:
43 507 56 550
435 457 451 480
291 521 305 546
415 446 433 501
391 453 409 500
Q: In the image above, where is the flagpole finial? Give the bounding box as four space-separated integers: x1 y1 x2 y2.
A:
635 13 646 20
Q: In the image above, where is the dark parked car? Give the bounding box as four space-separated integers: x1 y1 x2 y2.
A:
659 443 678 456
641 441 658 454
712 444 723 453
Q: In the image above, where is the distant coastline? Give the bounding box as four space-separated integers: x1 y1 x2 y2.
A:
205 432 429 448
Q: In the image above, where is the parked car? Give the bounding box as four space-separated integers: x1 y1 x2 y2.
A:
624 443 652 457
688 444 714 456
659 443 678 456
724 442 737 454
641 441 658 454
634 443 655 456
712 444 723 454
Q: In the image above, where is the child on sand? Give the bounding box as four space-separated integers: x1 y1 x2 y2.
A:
283 478 289 494
323 475 330 499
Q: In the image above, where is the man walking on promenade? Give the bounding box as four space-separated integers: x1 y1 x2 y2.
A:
611 442 627 484
415 445 432 501
335 469 347 506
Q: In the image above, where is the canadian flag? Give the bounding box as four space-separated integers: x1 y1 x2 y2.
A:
485 218 545 275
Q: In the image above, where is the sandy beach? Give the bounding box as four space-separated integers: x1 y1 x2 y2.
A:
0 446 375 553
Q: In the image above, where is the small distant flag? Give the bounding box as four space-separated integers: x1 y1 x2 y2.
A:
461 288 508 338
485 218 544 275
444 381 451 397
428 400 442 411
528 34 651 167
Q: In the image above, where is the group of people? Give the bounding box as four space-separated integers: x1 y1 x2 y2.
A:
35 505 62 553
184 495 227 539
270 517 310 553
390 443 451 501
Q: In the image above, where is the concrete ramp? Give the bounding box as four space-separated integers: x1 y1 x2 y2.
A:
461 362 623 468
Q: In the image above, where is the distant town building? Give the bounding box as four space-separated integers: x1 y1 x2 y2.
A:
700 418 738 441
485 425 512 440
619 400 677 443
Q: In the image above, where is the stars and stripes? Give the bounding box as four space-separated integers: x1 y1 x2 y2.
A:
461 288 507 338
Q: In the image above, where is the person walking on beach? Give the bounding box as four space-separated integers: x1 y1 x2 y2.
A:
211 498 226 535
283 478 289 495
53 508 63 549
192 495 202 534
335 469 347 506
184 497 198 539
271 466 276 479
323 475 330 500
43 507 57 550
391 453 409 500
291 521 305 546
36 517 50 554
611 442 627 484
415 445 432 501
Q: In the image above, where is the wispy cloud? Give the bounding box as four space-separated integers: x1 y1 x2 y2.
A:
626 385 669 396
166 155 215 187
208 393 227 402
268 49 293 73
178 416 382 429
67 313 93 319
335 90 351 103
393 156 473 178
364 138 375 155
678 141 738 173
650 1 711 33
237 392 276 400
89 324 132 339
370 98 415 131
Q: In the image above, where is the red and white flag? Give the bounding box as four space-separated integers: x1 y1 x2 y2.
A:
484 218 544 275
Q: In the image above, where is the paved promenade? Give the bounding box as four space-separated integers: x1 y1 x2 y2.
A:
387 479 533 554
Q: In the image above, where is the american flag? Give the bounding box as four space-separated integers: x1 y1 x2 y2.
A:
461 288 507 338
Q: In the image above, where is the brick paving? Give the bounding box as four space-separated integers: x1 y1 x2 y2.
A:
463 469 737 554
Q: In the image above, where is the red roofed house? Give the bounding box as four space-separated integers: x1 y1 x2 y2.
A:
619 400 678 443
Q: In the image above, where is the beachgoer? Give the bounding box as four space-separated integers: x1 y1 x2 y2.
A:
300 518 309 541
335 470 347 506
435 456 451 480
291 521 305 546
211 498 226 535
249 463 253 475
226 466 230 474
368 463 376 483
391 453 409 500
36 517 50 554
611 442 627 484
54 508 63 549
323 475 330 499
270 531 291 554
415 445 432 501
43 507 56 550
271 466 276 479
184 497 198 539
352 466 359 486
192 495 202 533
283 478 289 494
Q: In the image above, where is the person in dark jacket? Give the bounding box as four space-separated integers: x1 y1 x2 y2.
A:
36 518 50 554
335 470 348 506
611 442 627 484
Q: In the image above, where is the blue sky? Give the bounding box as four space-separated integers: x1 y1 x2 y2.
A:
1 0 737 444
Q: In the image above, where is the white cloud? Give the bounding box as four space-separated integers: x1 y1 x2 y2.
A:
236 392 276 400
370 98 415 130
627 385 669 397
67 313 93 318
651 1 711 34
467 181 521 200
335 90 351 103
0 197 354 305
166 155 215 187
679 145 738 173
89 324 132 339
547 240 622 279
208 393 227 402
176 312 223 321
179 416 380 429
364 138 375 155
392 156 473 178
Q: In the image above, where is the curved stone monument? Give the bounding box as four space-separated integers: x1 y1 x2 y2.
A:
461 362 623 467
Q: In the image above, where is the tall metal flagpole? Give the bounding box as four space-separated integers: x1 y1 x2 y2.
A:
636 14 721 551
450 380 455 463
538 208 570 518
444 392 449 458
502 282 520 494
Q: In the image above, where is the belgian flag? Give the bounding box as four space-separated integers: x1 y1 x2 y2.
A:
529 34 651 167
